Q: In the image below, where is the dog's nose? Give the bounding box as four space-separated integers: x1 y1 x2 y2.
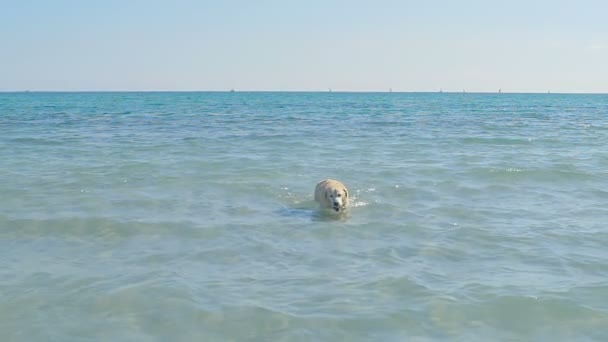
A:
333 202 339 207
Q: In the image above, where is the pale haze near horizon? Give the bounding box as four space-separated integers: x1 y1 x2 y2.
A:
1 0 606 93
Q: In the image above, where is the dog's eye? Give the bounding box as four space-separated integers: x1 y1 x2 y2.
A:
336 193 341 197
329 194 334 198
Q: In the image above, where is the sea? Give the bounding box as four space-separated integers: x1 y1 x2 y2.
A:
1 91 607 341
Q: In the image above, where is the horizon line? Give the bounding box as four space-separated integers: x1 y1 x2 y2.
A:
1 89 607 95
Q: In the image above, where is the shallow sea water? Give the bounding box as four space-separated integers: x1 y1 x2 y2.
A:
1 92 608 341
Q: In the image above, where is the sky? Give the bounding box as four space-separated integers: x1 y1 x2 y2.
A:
1 0 607 93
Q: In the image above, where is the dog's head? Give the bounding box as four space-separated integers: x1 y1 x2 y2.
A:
326 186 348 212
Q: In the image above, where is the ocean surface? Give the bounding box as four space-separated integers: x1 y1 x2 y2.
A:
1 91 607 341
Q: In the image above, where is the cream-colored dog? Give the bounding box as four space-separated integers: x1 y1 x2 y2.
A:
314 179 349 212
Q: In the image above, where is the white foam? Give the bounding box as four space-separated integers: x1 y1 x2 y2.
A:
350 201 369 207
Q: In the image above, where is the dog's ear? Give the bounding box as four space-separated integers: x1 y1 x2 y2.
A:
343 188 348 199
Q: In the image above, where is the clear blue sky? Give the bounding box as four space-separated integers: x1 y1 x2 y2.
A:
1 0 606 92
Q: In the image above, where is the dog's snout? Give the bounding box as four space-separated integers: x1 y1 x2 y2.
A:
333 202 340 207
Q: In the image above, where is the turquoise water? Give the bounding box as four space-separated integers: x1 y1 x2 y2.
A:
1 92 607 341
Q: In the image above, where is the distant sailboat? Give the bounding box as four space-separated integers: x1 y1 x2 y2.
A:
498 88 502 93
389 88 393 93
439 88 443 93
230 88 235 93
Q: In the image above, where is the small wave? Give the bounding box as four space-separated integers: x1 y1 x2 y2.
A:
0 216 211 240
472 167 598 182
11 137 64 146
461 137 533 145
491 168 525 173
